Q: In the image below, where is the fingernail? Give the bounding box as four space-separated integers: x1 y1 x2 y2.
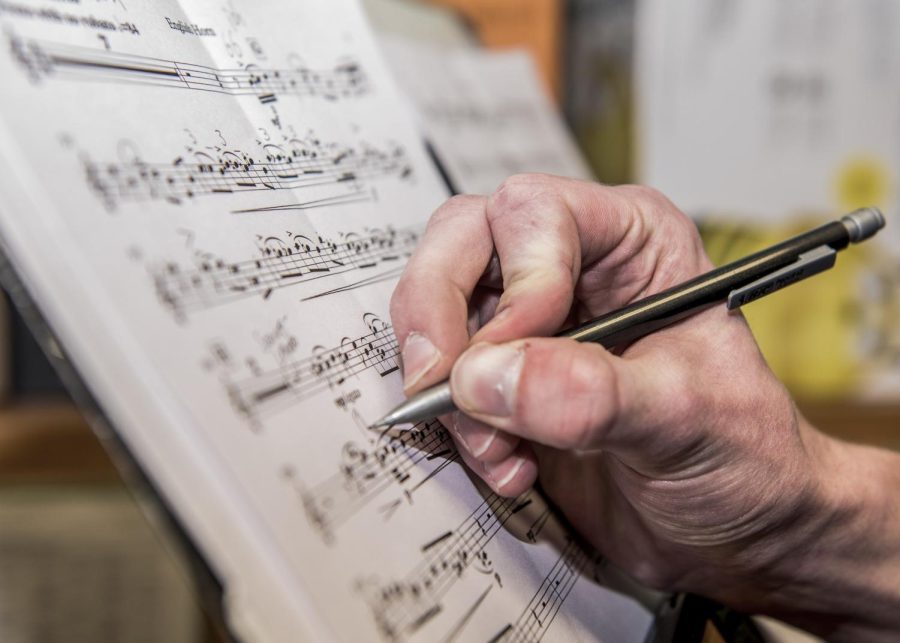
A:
402 332 441 391
453 343 524 418
484 457 525 491
452 413 497 458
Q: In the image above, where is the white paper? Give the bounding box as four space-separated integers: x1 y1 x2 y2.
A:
636 0 900 226
0 2 652 641
383 39 594 195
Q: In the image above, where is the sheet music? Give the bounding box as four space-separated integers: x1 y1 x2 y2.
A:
0 2 652 641
382 39 594 194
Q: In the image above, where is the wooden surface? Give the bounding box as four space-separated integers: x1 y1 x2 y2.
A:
0 398 118 482
797 400 900 451
0 400 229 643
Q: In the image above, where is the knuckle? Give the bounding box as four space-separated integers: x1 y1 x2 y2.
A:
621 184 671 212
450 193 481 204
429 194 484 227
617 184 709 271
496 172 544 193
445 193 483 211
620 184 682 223
488 173 549 217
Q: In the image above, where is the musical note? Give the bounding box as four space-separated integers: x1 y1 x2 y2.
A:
0 1 653 640
359 490 536 641
81 130 413 210
489 538 592 643
223 313 399 426
290 419 457 543
153 225 420 319
9 34 370 102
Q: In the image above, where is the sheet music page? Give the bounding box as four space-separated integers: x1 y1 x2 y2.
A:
382 39 594 194
0 1 652 640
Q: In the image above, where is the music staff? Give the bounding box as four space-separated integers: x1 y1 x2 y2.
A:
489 538 590 642
82 132 413 210
154 225 420 319
10 34 370 102
361 490 536 641
293 419 457 543
225 313 399 425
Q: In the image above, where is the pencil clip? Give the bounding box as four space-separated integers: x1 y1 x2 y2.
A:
726 245 837 310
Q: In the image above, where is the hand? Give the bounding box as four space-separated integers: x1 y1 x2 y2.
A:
389 174 900 641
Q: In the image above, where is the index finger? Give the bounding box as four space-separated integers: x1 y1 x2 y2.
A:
390 195 493 394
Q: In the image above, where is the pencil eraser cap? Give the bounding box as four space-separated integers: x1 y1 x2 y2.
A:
842 207 886 242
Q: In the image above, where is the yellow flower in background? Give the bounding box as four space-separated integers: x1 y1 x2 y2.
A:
701 218 877 399
835 156 892 213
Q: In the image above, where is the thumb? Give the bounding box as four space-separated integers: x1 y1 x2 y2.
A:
449 337 666 461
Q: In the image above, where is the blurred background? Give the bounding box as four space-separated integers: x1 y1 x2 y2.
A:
2 1 897 641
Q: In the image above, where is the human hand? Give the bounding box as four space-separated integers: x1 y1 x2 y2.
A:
389 174 900 641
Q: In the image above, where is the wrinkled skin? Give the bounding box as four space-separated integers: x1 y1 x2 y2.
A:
390 174 900 641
